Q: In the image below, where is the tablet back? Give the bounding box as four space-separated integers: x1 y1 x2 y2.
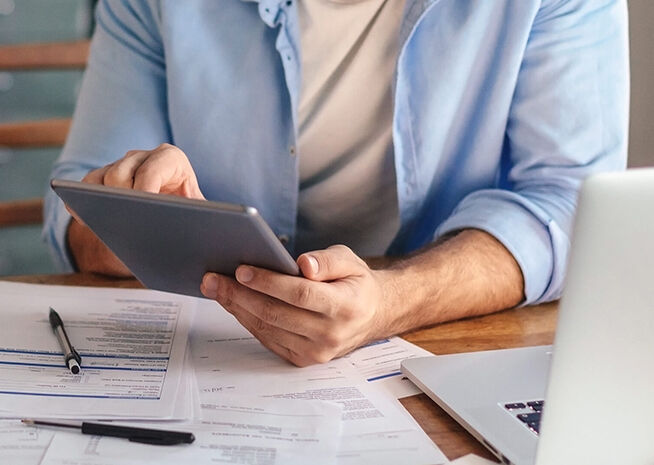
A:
52 180 299 297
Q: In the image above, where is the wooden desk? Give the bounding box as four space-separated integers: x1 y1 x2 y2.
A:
4 273 558 462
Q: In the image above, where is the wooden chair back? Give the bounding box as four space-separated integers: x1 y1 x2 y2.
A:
0 40 89 227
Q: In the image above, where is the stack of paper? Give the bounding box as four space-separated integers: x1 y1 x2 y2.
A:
0 282 448 465
39 395 343 465
190 298 446 465
0 420 55 465
0 282 194 420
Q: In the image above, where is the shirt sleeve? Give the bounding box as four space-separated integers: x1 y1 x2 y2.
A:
43 0 170 271
435 0 629 305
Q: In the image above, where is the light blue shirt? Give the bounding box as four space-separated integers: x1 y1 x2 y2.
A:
44 0 629 306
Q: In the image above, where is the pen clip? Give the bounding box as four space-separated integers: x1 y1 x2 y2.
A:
71 347 82 365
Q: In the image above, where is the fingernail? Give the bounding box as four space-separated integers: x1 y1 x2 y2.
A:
236 266 253 283
307 255 319 274
202 274 218 298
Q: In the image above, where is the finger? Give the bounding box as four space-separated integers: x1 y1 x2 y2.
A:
268 339 326 367
225 298 311 358
238 328 309 367
266 341 312 367
201 273 324 337
102 151 149 189
297 245 368 282
264 334 338 367
132 158 166 193
233 266 337 314
81 165 111 185
132 146 186 194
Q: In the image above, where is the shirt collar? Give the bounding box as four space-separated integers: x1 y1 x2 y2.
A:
243 0 291 27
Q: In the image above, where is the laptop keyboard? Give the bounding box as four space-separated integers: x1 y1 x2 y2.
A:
504 400 544 435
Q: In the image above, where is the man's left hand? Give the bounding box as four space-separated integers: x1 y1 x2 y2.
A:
200 245 393 366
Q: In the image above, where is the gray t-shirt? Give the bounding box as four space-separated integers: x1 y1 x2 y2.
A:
295 0 405 257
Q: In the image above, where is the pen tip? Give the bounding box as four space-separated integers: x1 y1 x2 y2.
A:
70 363 80 375
21 419 34 425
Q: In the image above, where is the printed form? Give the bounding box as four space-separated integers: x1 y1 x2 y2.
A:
342 337 434 399
0 282 194 420
0 283 444 464
191 300 447 465
39 395 342 465
0 420 54 465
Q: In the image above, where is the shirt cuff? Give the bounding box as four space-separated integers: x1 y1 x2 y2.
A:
42 192 75 272
435 189 570 306
42 170 88 272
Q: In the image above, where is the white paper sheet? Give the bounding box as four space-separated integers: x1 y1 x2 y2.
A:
342 337 435 398
0 284 444 464
450 454 499 464
270 383 445 465
170 343 201 420
190 300 447 465
0 282 194 420
39 394 342 465
0 420 54 465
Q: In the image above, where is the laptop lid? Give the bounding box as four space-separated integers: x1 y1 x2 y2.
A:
535 169 654 465
402 168 654 465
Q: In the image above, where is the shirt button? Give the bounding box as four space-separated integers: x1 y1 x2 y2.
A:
289 146 296 156
277 234 290 245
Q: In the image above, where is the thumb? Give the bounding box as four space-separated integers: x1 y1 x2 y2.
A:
298 245 367 282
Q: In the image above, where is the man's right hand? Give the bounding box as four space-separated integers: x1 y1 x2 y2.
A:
66 143 205 276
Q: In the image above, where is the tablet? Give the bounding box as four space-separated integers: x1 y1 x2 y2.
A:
51 179 299 298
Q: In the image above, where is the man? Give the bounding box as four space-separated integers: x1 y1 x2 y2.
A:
44 0 629 366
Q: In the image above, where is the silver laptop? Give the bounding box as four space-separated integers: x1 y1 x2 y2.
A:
401 168 654 465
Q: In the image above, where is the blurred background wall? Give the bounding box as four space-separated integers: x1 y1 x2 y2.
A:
0 0 94 275
627 0 654 168
0 0 651 276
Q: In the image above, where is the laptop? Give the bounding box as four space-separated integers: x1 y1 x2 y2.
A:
401 168 654 465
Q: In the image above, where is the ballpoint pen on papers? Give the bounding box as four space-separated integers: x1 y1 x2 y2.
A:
21 419 196 446
48 307 82 374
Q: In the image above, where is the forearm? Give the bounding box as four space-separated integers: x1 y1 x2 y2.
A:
67 219 131 277
374 229 525 337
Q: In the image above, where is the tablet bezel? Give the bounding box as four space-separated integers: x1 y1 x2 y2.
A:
51 179 299 297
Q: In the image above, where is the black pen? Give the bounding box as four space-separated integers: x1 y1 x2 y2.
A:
22 419 195 446
49 308 82 374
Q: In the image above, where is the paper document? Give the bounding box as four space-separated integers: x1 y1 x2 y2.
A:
0 282 194 419
39 394 342 465
0 420 54 465
270 382 446 465
343 337 434 398
170 344 202 420
450 454 500 464
191 300 447 465
0 284 444 464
